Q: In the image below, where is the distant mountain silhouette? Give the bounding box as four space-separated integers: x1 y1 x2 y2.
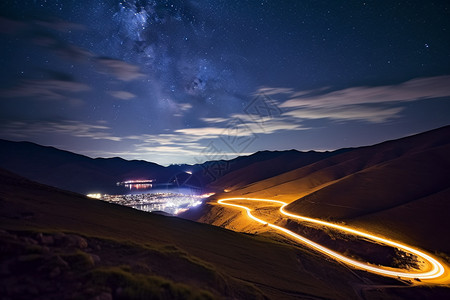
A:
0 139 171 194
0 139 342 195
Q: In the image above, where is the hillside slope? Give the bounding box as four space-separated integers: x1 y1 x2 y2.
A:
193 125 450 254
0 139 171 194
208 149 349 192
286 141 450 253
0 168 376 300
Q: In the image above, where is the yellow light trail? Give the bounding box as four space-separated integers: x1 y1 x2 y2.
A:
217 197 449 283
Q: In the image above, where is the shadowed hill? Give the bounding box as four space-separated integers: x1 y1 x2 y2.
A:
0 139 331 195
0 139 172 194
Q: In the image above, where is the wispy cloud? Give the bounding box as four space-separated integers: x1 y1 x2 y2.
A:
173 103 193 117
200 117 229 123
253 75 450 123
254 87 294 96
178 103 193 111
284 106 404 123
0 16 145 83
0 16 28 34
0 120 121 141
0 79 90 104
108 90 136 100
175 127 225 138
123 113 303 162
34 18 87 32
97 57 145 82
281 76 450 108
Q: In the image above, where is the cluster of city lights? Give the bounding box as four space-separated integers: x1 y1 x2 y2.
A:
87 191 214 215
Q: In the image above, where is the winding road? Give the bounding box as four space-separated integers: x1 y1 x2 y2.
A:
217 197 450 284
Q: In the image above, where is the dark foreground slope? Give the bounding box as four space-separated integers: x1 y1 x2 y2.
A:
2 169 450 299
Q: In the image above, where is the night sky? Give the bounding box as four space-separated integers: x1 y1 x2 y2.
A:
1 0 449 165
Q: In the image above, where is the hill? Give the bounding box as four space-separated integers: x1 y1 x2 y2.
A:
0 139 172 194
1 167 430 300
0 139 340 195
208 149 350 192
192 125 450 254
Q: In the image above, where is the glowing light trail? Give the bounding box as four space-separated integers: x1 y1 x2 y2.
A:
217 197 449 282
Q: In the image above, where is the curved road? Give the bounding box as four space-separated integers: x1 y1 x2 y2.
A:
217 197 450 284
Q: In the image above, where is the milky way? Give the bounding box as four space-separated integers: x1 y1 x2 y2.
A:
1 1 449 165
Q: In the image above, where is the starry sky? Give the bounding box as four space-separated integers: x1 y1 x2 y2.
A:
1 0 449 165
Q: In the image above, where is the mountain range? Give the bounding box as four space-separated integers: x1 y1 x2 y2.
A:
0 139 343 194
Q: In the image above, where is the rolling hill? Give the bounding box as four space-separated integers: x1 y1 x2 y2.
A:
192 125 450 254
0 168 407 299
2 168 450 299
2 126 450 298
0 139 339 195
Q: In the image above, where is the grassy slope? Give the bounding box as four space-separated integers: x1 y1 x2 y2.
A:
0 168 371 300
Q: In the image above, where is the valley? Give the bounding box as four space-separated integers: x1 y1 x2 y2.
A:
1 126 450 299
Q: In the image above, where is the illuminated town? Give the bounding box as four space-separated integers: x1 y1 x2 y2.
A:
116 179 154 190
88 191 214 215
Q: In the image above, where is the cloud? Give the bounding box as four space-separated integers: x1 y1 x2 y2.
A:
254 87 294 96
0 120 121 141
0 79 90 103
34 18 87 32
54 44 95 62
229 113 306 134
108 90 136 100
189 111 307 148
26 29 95 62
175 127 225 139
176 118 303 140
0 16 86 34
0 16 93 62
173 103 193 117
252 75 450 124
97 57 145 81
127 134 255 165
0 17 28 34
284 106 404 123
281 76 450 109
134 145 204 156
125 133 215 163
178 103 193 111
200 117 229 123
